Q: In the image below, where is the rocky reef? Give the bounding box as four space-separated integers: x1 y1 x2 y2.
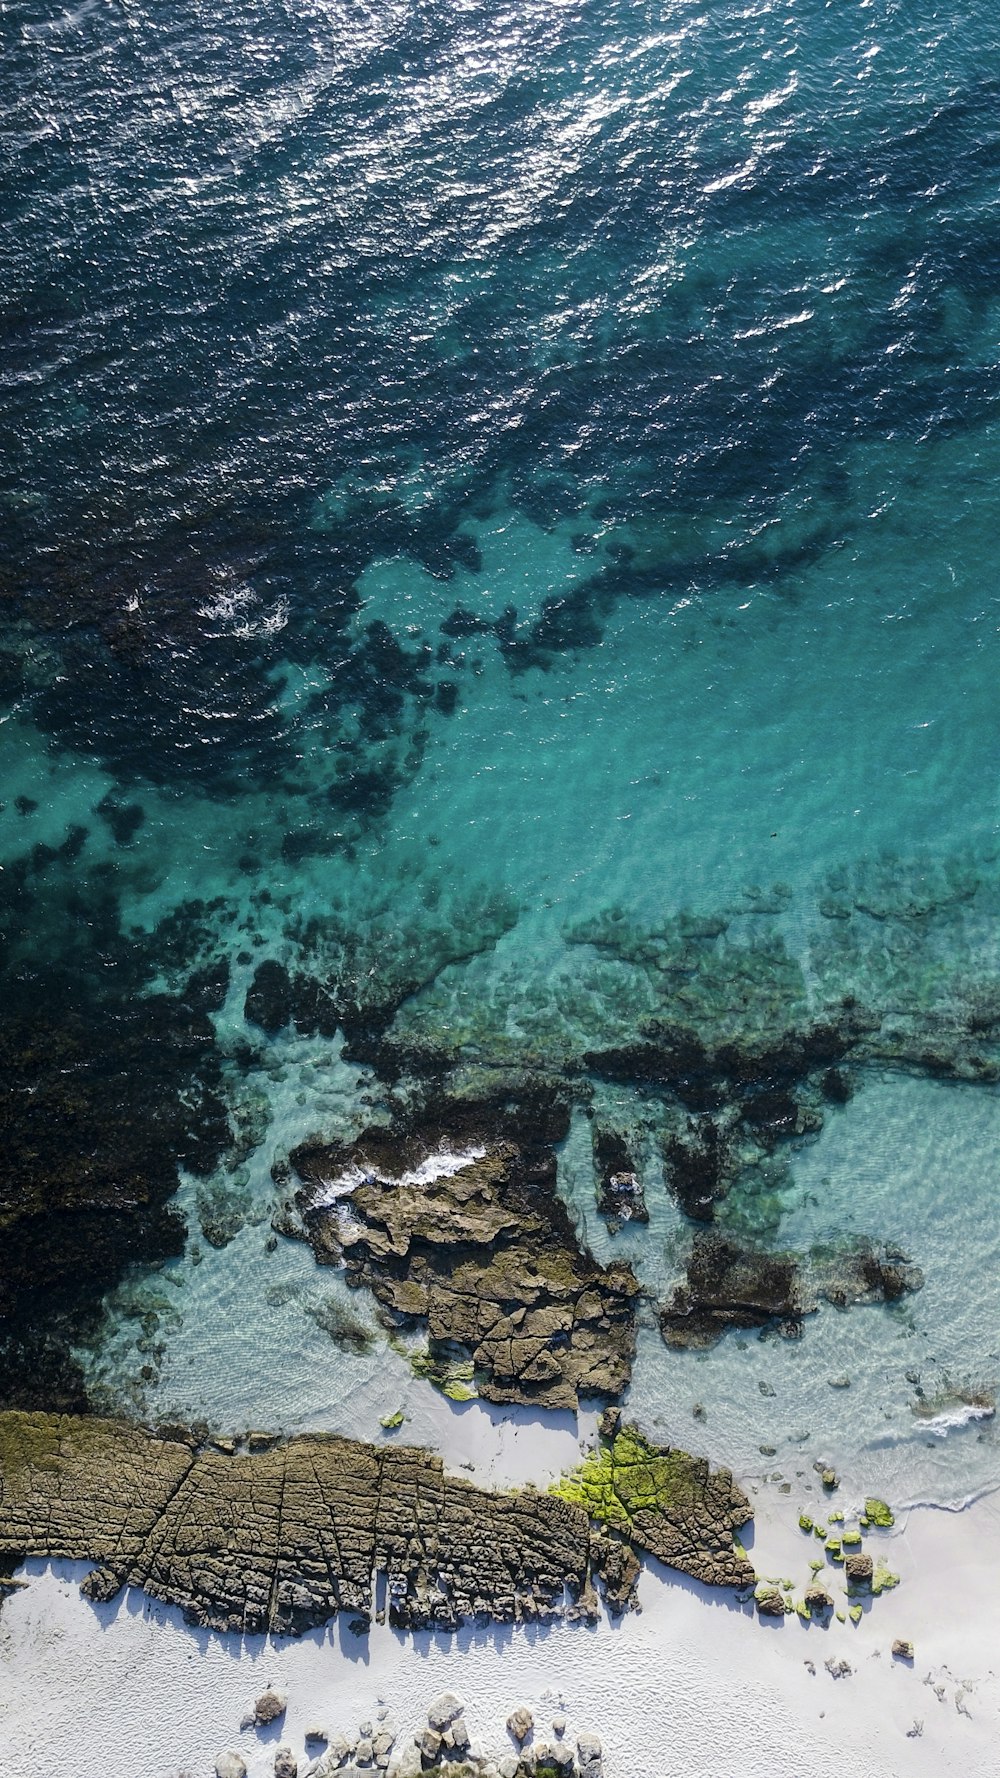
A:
659 1230 924 1349
290 1123 639 1412
0 1413 754 1634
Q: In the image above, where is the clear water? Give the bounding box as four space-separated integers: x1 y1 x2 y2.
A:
3 0 1000 1514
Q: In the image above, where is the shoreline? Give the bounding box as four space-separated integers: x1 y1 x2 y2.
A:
1 1485 997 1778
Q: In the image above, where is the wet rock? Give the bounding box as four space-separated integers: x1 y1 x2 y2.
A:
215 1755 247 1778
662 1120 732 1221
659 1232 802 1348
593 1126 647 1233
244 960 294 1036
506 1708 533 1746
293 1125 638 1411
812 1237 923 1309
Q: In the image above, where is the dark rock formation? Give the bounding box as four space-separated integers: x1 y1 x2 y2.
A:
291 1125 639 1411
659 1229 924 1350
659 1232 802 1348
662 1119 733 1221
592 1126 647 1233
0 1412 754 1633
812 1237 924 1309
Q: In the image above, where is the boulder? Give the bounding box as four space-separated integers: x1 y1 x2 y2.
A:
417 1728 441 1762
804 1585 832 1615
845 1553 873 1586
576 1732 603 1777
215 1756 247 1778
507 1707 533 1745
756 1588 787 1617
427 1693 464 1734
274 1751 298 1778
255 1690 288 1726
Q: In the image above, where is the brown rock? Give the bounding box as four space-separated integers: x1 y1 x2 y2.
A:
756 1588 787 1616
507 1707 533 1745
254 1690 288 1725
292 1125 639 1411
845 1553 873 1586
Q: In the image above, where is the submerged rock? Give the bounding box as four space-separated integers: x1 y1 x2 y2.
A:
659 1231 802 1348
659 1226 923 1351
292 1122 638 1411
592 1126 648 1233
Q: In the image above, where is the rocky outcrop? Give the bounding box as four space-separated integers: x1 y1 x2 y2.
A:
659 1232 802 1348
291 1125 639 1411
0 1411 753 1634
659 1230 924 1349
550 1421 755 1591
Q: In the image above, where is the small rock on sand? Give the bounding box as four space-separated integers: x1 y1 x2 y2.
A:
253 1689 287 1726
215 1755 247 1778
506 1707 533 1745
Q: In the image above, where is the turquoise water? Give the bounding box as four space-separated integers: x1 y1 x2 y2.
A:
3 0 1000 1511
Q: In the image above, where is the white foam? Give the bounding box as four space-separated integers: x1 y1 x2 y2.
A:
313 1145 487 1207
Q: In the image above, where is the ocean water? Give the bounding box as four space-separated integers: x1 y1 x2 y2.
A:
4 0 1000 1531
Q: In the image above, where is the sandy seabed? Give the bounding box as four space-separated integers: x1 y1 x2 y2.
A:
1 1481 997 1778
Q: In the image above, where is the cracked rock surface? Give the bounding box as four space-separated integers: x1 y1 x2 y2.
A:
0 1411 753 1632
292 1125 639 1411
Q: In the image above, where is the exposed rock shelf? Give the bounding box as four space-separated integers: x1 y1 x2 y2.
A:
0 1412 752 1634
291 1124 639 1412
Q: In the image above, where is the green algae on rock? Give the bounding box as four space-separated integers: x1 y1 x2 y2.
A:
549 1419 755 1591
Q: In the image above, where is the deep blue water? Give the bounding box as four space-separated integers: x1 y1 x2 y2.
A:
3 0 1000 1492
